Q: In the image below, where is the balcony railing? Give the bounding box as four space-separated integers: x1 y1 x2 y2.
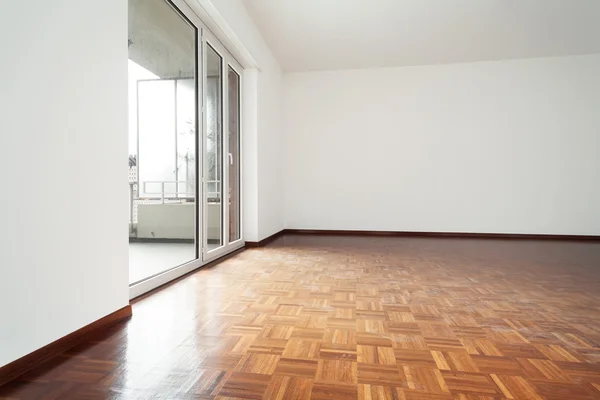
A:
142 181 196 204
128 179 221 229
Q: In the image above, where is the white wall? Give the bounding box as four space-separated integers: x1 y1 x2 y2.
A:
208 0 284 241
0 0 129 367
284 54 600 235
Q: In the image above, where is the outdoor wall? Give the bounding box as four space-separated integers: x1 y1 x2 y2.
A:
0 0 129 367
283 54 600 235
209 0 284 241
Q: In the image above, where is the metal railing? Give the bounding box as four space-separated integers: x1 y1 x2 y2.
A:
142 181 196 204
129 180 222 230
137 180 221 203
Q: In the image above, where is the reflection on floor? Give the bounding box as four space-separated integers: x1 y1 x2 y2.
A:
129 242 220 284
3 235 600 399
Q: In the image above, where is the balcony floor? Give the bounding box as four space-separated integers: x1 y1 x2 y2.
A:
129 241 219 284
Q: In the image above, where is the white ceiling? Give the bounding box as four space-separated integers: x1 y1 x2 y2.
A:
243 0 600 72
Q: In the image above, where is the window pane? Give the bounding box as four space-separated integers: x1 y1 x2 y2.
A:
228 67 241 243
206 45 223 250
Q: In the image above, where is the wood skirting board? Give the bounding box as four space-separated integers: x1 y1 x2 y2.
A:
245 229 286 248
245 229 600 247
0 305 132 387
284 229 600 241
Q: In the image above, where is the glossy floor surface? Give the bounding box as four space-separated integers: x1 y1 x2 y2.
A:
2 235 600 399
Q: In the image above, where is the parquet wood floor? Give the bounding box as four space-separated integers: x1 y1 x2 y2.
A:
2 234 600 399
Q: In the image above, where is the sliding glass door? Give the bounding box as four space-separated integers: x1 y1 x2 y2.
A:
228 67 241 244
128 0 244 295
204 45 223 253
202 34 243 261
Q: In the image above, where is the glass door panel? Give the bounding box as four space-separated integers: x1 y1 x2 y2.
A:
228 67 241 243
128 0 198 285
205 44 223 252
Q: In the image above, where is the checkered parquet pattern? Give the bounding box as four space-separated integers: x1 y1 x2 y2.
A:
2 235 600 399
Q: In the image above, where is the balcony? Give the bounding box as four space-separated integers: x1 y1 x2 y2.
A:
128 166 221 284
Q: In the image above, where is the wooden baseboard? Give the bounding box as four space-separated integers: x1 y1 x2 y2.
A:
283 229 600 241
0 305 132 387
245 229 285 248
233 229 600 250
